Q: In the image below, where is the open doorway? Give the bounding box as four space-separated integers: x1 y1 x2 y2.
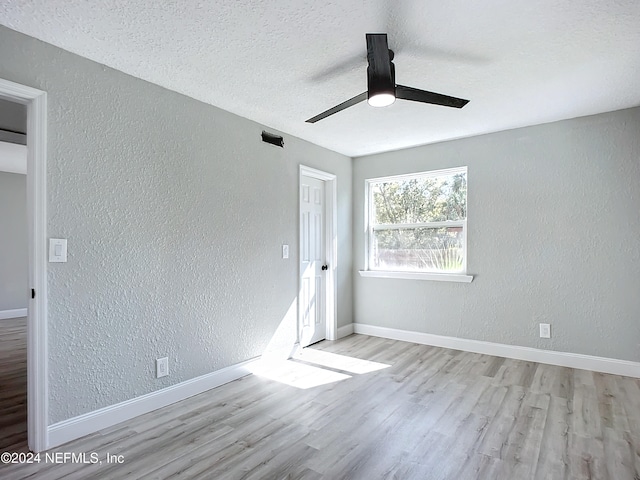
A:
0 97 28 452
0 78 48 453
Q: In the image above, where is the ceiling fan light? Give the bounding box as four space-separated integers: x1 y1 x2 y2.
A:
367 92 396 107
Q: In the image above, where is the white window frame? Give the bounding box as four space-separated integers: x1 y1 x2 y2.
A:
360 167 473 283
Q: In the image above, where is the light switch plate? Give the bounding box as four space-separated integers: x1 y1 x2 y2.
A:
49 238 67 263
282 244 289 259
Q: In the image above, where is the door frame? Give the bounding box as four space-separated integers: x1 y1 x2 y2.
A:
299 165 337 342
0 78 48 452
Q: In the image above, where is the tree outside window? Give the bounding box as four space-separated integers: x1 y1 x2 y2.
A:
367 167 467 273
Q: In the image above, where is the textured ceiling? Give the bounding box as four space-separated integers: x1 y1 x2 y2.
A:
1 0 639 156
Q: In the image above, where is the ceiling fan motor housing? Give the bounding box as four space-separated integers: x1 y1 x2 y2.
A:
366 34 396 106
368 57 396 106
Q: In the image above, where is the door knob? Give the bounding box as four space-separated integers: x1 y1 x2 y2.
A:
321 265 328 271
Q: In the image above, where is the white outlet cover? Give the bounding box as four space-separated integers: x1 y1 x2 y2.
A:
539 323 551 339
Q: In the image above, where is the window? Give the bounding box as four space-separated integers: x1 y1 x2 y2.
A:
365 167 468 277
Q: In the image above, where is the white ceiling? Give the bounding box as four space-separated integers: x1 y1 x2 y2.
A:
1 0 639 157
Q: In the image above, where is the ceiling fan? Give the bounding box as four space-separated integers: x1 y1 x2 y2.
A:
306 33 469 123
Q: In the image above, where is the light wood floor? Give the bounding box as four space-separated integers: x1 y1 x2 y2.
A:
1 331 639 479
0 317 28 453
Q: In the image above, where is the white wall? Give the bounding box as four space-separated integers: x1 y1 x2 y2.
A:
0 141 27 174
0 25 352 424
353 108 640 362
0 171 27 311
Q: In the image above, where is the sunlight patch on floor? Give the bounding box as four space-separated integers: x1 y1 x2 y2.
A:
293 348 390 374
249 359 351 389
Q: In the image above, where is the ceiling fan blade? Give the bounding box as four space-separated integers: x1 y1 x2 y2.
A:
366 34 392 80
396 85 469 108
305 92 367 123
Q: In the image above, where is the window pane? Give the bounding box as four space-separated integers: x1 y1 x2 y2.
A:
371 172 466 225
371 226 464 272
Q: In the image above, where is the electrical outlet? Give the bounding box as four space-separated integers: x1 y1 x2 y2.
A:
156 357 169 378
539 323 551 339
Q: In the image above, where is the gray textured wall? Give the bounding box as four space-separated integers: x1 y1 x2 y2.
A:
0 97 27 133
0 171 27 311
353 108 640 362
0 26 352 424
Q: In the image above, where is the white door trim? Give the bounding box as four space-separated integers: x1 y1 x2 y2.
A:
0 78 48 452
299 165 337 342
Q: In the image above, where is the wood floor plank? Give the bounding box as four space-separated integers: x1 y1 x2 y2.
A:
0 317 27 454
533 394 571 480
2 329 639 479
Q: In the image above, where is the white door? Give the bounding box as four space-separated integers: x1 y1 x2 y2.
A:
299 175 326 347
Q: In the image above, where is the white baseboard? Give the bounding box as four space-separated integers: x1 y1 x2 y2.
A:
352 323 640 378
0 308 27 320
48 356 260 449
336 323 354 339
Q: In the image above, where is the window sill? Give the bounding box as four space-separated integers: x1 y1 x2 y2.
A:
358 270 474 283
